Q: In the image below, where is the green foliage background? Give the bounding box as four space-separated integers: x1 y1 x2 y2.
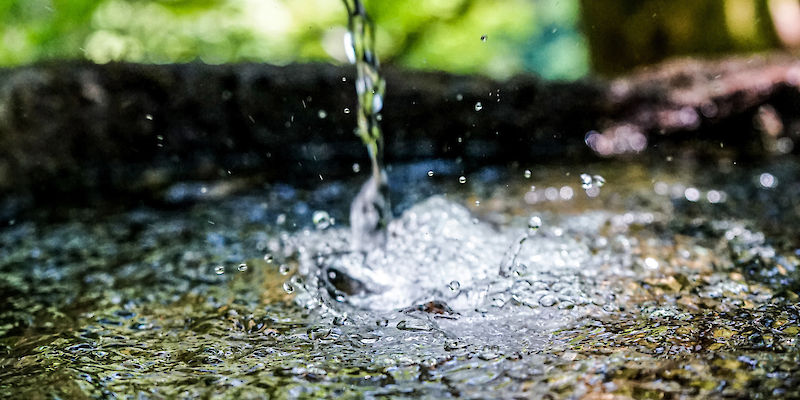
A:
0 0 589 80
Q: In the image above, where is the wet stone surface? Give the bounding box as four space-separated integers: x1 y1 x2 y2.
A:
1 157 799 398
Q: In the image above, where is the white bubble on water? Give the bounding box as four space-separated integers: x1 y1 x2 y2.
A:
644 257 659 270
538 294 557 307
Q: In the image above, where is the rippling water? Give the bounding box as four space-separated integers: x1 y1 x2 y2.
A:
1 159 799 398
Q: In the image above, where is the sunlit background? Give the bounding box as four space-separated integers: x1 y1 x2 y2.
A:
1 0 799 80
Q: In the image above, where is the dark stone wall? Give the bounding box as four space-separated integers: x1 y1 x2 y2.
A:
1 55 798 211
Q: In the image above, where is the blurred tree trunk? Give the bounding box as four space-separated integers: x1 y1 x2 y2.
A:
580 0 781 75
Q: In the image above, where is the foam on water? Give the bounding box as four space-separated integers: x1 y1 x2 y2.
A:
285 196 611 350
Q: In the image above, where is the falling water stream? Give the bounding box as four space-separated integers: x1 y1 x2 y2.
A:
342 0 391 254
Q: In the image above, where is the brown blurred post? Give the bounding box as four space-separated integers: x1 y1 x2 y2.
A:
579 0 781 76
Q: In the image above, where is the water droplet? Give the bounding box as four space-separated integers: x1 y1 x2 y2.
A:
352 163 361 173
279 264 290 275
527 216 542 236
282 281 294 294
448 280 461 291
458 176 467 184
427 170 434 177
214 265 225 275
237 263 248 272
341 77 347 82
592 175 606 187
480 34 487 42
524 169 532 179
317 110 327 119
343 108 350 114
145 114 153 120
580 173 592 189
312 211 332 230
263 253 274 263
474 102 483 111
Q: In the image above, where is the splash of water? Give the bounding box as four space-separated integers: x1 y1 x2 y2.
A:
342 0 390 252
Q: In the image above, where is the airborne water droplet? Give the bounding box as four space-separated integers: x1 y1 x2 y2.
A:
474 102 483 111
592 175 606 187
317 110 327 119
527 216 542 236
524 169 532 179
458 176 467 184
264 253 274 263
481 34 487 42
312 211 332 230
279 264 290 275
580 173 592 189
237 263 248 272
214 265 225 275
282 281 294 293
427 170 434 177
448 280 461 291
352 163 361 173
343 108 351 114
